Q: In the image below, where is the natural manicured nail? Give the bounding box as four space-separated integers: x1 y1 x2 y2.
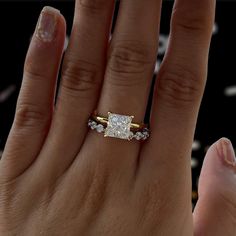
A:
36 6 60 42
217 138 236 166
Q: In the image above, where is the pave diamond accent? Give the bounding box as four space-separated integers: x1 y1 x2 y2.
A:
96 124 104 133
105 113 133 140
135 132 143 140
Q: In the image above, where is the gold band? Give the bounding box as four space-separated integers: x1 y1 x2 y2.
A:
92 113 147 130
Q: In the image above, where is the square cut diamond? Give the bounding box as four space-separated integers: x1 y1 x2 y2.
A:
105 113 133 140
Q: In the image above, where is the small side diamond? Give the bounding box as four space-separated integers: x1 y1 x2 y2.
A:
90 121 97 130
96 124 104 133
88 120 92 126
135 132 143 140
142 131 149 140
143 128 149 133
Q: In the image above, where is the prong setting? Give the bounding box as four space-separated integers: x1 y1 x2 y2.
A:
104 113 133 140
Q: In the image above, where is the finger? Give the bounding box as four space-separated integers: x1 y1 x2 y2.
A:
0 7 66 181
35 0 115 178
98 0 162 120
141 0 215 187
193 138 236 236
83 0 162 172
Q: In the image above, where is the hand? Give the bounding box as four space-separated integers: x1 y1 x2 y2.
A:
1 1 236 235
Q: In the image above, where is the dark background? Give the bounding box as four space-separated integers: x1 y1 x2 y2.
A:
0 1 235 207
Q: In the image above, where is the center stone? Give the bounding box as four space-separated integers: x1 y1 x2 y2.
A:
105 113 133 140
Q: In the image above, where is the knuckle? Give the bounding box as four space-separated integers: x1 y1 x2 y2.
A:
14 103 49 129
79 0 108 13
157 65 204 108
172 9 212 34
24 62 46 82
107 41 154 87
61 58 99 98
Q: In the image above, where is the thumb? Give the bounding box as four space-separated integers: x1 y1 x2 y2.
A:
193 138 236 236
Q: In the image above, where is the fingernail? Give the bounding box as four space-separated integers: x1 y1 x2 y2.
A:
217 138 236 166
36 6 60 42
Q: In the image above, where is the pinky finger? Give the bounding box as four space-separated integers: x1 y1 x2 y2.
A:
0 6 66 181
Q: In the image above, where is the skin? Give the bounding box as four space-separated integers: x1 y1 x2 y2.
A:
0 0 236 235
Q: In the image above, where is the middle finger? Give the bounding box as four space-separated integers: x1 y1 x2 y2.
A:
35 0 115 179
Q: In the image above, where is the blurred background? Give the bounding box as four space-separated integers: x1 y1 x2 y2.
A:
0 1 235 208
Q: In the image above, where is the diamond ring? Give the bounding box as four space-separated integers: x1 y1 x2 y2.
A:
88 112 150 141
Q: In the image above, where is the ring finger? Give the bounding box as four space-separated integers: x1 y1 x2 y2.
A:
80 0 163 172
